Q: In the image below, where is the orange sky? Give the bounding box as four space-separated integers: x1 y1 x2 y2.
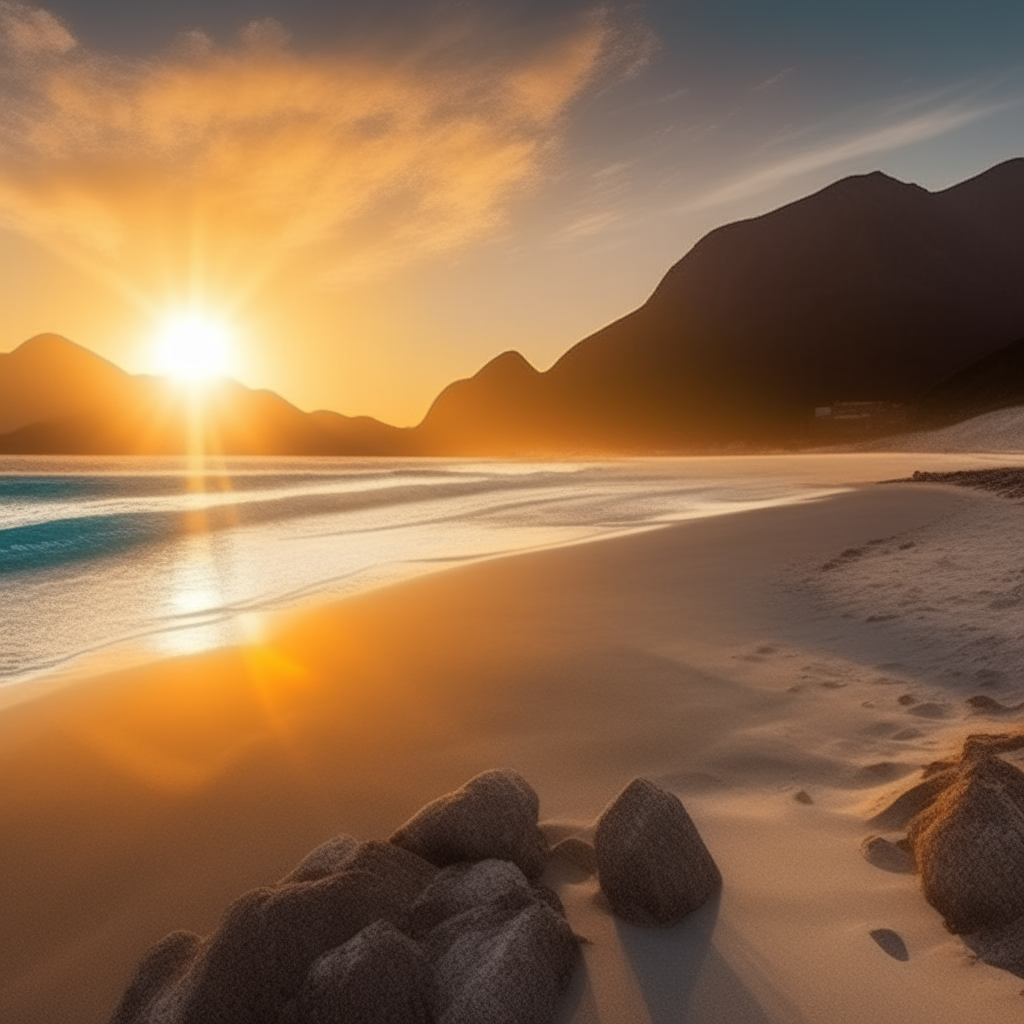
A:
2 1 1023 425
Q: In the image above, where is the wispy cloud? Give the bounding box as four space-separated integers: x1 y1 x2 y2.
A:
753 68 793 92
0 2 644 308
681 97 1014 212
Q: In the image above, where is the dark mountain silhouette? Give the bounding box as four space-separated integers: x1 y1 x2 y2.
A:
420 158 1024 452
917 334 1024 425
0 334 410 456
4 159 1024 456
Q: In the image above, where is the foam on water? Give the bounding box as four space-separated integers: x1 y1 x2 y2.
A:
0 456 841 687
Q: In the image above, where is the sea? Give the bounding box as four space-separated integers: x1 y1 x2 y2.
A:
0 456 842 691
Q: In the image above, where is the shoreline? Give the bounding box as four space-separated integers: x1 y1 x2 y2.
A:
3 449 1021 708
2 472 1023 1023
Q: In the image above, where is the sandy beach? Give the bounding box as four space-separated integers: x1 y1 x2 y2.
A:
2 452 1024 1024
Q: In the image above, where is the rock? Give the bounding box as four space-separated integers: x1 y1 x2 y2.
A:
424 894 579 1024
137 843 436 1024
866 769 957 830
550 837 598 874
108 931 203 1024
908 753 1024 934
390 770 549 879
342 840 440 897
861 835 915 873
407 859 563 937
297 920 433 1024
793 790 813 805
279 834 359 884
594 778 721 927
971 915 1024 978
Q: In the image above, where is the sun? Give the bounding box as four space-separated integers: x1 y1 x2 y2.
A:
155 312 233 381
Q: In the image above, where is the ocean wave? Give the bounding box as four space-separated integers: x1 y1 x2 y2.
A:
0 457 837 686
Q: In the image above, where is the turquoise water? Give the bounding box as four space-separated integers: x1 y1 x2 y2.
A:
0 456 838 687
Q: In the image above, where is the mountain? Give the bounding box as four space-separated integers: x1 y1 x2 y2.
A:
0 334 139 436
917 334 1024 425
5 159 1024 456
420 159 1024 452
0 335 410 456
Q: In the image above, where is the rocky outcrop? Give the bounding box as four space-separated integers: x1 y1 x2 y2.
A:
863 733 1024 978
110 771 723 1023
279 834 359 884
909 752 1024 934
390 769 549 879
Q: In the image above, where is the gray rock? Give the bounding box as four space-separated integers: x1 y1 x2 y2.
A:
136 842 436 1024
861 835 915 873
971 914 1024 977
297 920 432 1024
908 753 1024 934
108 931 203 1024
594 777 721 927
279 834 359 884
407 859 563 936
424 895 579 1024
390 770 549 879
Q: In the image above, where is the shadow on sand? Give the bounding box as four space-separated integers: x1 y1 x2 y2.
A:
618 894 774 1023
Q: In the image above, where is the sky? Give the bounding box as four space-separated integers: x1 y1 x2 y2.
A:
1 0 1023 425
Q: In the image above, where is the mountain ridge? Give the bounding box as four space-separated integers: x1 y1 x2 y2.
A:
4 157 1024 456
0 334 411 456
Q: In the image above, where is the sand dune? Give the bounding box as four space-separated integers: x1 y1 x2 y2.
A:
2 454 1024 1023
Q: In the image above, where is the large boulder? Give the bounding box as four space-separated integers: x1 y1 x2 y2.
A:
294 920 433 1024
908 752 1024 934
108 931 203 1024
279 834 359 884
123 842 436 1024
594 777 721 927
390 770 549 879
407 858 563 936
424 893 579 1024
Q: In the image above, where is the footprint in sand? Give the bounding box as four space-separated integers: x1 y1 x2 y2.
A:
870 928 910 961
906 702 952 719
892 728 924 741
966 694 1024 716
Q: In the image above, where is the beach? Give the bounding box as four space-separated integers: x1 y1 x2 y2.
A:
2 452 1024 1024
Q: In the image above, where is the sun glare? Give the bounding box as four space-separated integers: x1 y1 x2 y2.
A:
155 313 232 381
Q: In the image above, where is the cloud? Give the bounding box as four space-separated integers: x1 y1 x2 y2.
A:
681 98 1012 212
0 3 639 307
0 0 74 55
753 68 793 92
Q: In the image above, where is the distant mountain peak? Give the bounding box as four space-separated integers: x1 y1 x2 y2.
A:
9 332 126 370
810 168 928 202
14 332 80 354
473 350 539 383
